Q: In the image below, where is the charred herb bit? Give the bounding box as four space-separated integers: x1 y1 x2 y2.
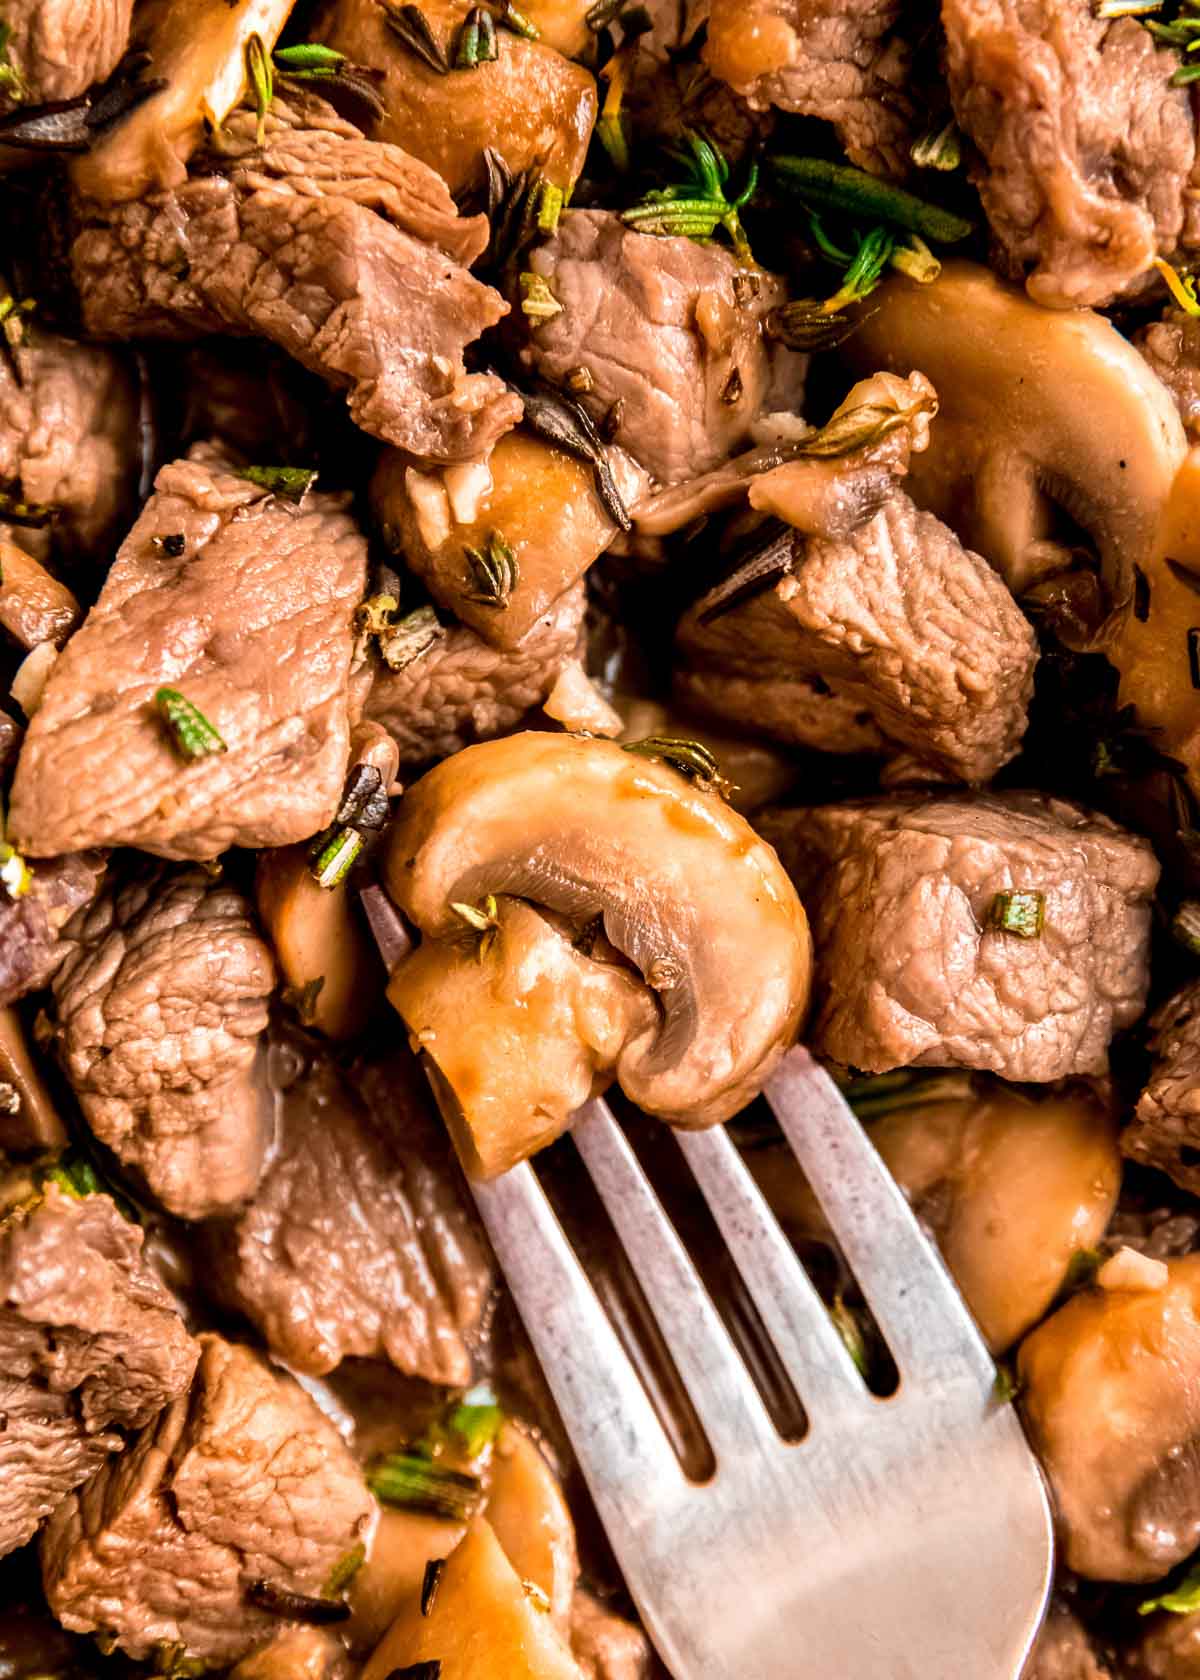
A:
720 366 743 406
245 1580 351 1625
0 485 54 527
151 1641 210 1680
764 301 866 353
1141 1565 1200 1618
420 1557 445 1617
519 270 564 323
622 735 732 799
381 603 446 671
284 974 326 1024
454 6 499 67
155 533 187 559
1167 556 1200 597
233 464 317 504
154 688 227 761
771 155 974 245
463 530 519 607
696 520 793 626
1133 563 1151 621
308 826 364 890
1063 1246 1104 1289
245 33 273 145
450 893 501 959
324 1542 366 1599
335 763 391 832
623 131 757 263
446 1382 504 1457
382 3 451 74
910 119 961 172
0 21 24 104
385 1666 442 1680
85 50 165 133
1172 899 1200 955
367 1452 483 1522
986 889 1045 940
516 379 632 531
41 1155 105 1200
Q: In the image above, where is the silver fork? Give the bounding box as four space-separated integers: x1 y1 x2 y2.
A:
463 1046 1053 1680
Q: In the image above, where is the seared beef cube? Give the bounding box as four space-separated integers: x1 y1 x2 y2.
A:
40 1335 374 1664
51 866 276 1222
0 851 105 1009
310 0 596 199
0 1184 199 1557
1 332 140 568
71 97 522 462
9 445 366 860
943 0 1196 307
363 580 586 766
518 211 806 484
1137 310 1200 442
205 1043 493 1382
0 0 133 111
761 792 1158 1079
1123 981 1200 1195
1022 1604 1110 1680
676 665 886 757
702 0 926 178
677 492 1038 783
571 1591 653 1680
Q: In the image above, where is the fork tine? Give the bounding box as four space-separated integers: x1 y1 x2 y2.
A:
572 1097 777 1461
764 1047 996 1389
469 1158 686 1501
674 1125 871 1422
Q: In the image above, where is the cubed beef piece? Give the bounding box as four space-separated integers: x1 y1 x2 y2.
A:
1021 1604 1110 1680
1137 310 1200 442
0 851 106 1008
0 0 133 110
1123 981 1200 1195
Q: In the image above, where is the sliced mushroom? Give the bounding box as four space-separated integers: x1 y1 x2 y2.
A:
0 541 81 653
845 261 1188 596
383 731 811 1133
486 1423 577 1632
1018 1253 1200 1581
0 1006 68 1155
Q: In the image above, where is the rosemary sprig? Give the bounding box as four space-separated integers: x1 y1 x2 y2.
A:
501 2 539 38
623 131 757 262
245 1580 350 1625
771 155 973 244
244 33 273 145
463 531 519 607
622 735 732 798
516 379 631 530
382 3 450 74
910 120 961 171
154 689 227 760
454 6 499 66
308 827 364 890
306 763 389 891
366 1452 483 1522
356 595 446 671
271 43 346 74
324 1542 366 1598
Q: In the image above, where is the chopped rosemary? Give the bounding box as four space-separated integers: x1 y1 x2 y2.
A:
623 131 756 262
451 893 501 959
454 6 499 66
367 1453 483 1522
0 20 24 104
696 522 793 625
155 533 186 558
324 1542 365 1598
154 689 228 760
272 43 346 73
764 302 866 352
421 1558 445 1617
335 763 391 832
986 890 1045 939
1133 563 1151 620
1172 899 1200 955
0 486 54 527
771 155 973 244
536 180 564 232
623 735 732 798
1140 1560 1200 1616
500 1 539 37
446 1383 504 1457
910 120 961 171
1167 557 1200 596
519 271 564 323
463 531 519 607
245 1580 350 1625
1063 1247 1104 1289
0 830 31 899
233 464 317 504
41 1156 104 1200
516 380 631 530
1189 626 1200 690
830 1293 869 1378
0 93 91 151
793 384 938 461
381 3 450 74
308 827 364 890
992 1363 1020 1405
245 33 273 145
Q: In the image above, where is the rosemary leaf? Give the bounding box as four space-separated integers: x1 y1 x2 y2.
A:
245 33 273 145
245 1580 350 1625
519 271 564 322
233 464 317 504
1172 899 1200 955
41 1157 104 1199
272 43 347 72
771 155 974 244
909 120 961 171
308 826 365 890
0 93 91 151
154 689 228 761
367 1453 482 1522
379 604 446 671
622 735 731 797
382 3 450 73
0 838 31 900
1154 256 1200 316
324 1542 366 1598
421 1558 445 1617
335 763 390 832
1140 1562 1200 1618
986 890 1045 939
446 1383 504 1457
0 21 24 103
500 1 540 37
463 531 519 607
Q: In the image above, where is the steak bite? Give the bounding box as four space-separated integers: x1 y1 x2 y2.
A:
40 1334 374 1664
71 97 522 462
0 1183 199 1558
204 1041 494 1382
760 792 1158 1080
1136 309 1200 442
0 0 133 112
1022 1604 1111 1680
51 866 276 1221
0 851 106 1009
1123 982 1200 1196
9 445 366 861
517 211 806 485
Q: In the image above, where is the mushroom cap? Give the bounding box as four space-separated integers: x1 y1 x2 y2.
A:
382 731 812 1126
846 261 1187 601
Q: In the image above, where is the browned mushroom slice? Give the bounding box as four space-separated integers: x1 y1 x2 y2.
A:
0 1007 69 1155
382 731 811 1140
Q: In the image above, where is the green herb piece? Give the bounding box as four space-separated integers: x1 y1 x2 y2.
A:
829 1293 869 1377
463 531 519 607
272 42 347 72
771 155 973 244
245 33 273 145
986 890 1046 939
366 1453 483 1522
536 180 564 232
0 837 31 900
285 975 325 1023
519 271 564 322
695 522 794 626
42 1156 104 1199
154 689 228 761
233 464 317 504
622 735 732 798
763 302 866 352
450 893 501 960
517 380 630 531
0 486 54 527
523 1581 552 1614
623 130 757 261
837 1068 975 1121
382 3 450 73
245 1580 350 1625
308 826 364 890
910 119 961 171
446 1383 504 1457
324 1541 366 1598
992 1363 1020 1405
421 1557 445 1617
454 6 498 66
1063 1247 1104 1289
794 383 938 462
1141 1561 1200 1616
500 1 539 37
890 233 941 284
0 20 25 103
1172 899 1200 955
382 603 446 670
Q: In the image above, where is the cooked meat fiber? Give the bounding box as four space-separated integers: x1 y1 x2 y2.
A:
1123 981 1200 1196
1137 310 1200 441
205 1042 493 1382
1021 1603 1110 1680
0 851 105 1010
364 580 587 766
9 446 365 860
0 1184 199 1558
760 792 1158 1080
71 97 521 462
520 211 806 485
0 0 133 110
677 492 1037 783
677 665 887 757
40 1335 374 1663
571 1591 653 1680
943 0 1196 308
1 332 140 567
51 866 276 1221
703 0 928 178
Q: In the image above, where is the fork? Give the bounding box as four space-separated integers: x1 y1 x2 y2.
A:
461 1046 1054 1680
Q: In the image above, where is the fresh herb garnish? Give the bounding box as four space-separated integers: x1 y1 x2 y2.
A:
1125 1 1200 82
366 1453 483 1522
463 531 519 607
986 890 1045 939
792 383 939 462
446 1383 504 1457
519 270 563 322
830 1293 869 1377
771 155 974 245
272 42 346 73
154 689 228 760
516 379 631 530
335 763 391 832
324 1542 366 1598
910 120 961 171
41 1156 105 1199
622 735 732 798
0 485 54 526
244 33 273 145
536 180 564 232
500 2 539 38
356 596 446 672
0 20 24 104
1140 1559 1200 1615
308 827 364 890
271 45 386 124
233 464 317 504
695 521 794 625
623 131 756 262
381 3 450 74
245 1580 350 1625
450 893 501 959
454 6 499 66
421 1557 445 1617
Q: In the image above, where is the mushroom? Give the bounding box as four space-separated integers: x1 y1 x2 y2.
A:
0 1006 68 1155
1018 1253 1200 1582
382 731 811 1139
486 1423 578 1632
751 1082 1121 1353
844 261 1187 596
0 540 80 653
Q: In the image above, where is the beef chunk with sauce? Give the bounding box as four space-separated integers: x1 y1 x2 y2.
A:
204 1040 493 1382
518 211 806 485
0 1183 199 1558
41 1334 374 1663
943 0 1197 308
9 445 366 860
50 865 276 1221
1137 310 1200 441
70 95 521 462
1022 1604 1111 1680
1123 981 1200 1196
363 579 587 766
0 850 105 1009
0 0 133 112
760 792 1158 1079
